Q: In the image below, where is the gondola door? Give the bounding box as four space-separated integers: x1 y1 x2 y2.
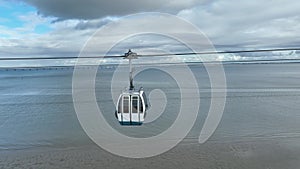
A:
121 95 130 124
131 95 140 124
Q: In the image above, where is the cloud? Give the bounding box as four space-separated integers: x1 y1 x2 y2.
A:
0 12 91 59
23 0 206 20
2 0 300 67
74 17 118 30
21 0 300 49
177 0 300 48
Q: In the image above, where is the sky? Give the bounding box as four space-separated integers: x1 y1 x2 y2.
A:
1 0 300 66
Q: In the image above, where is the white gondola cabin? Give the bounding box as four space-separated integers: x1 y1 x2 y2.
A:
114 49 149 125
115 88 148 125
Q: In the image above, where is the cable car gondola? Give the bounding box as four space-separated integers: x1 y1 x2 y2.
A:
114 50 149 125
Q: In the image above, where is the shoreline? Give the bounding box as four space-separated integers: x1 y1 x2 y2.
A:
1 60 300 70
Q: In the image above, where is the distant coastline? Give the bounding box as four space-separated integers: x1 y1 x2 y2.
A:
1 58 300 70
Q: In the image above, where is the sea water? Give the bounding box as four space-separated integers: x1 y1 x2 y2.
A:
0 63 300 153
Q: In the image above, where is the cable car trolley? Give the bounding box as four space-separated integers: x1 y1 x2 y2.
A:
115 50 149 125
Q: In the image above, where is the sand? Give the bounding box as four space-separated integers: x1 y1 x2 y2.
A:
1 138 300 169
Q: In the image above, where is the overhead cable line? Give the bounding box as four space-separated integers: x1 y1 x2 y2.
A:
0 47 300 61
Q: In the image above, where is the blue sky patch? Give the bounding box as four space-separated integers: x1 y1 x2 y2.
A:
0 1 52 34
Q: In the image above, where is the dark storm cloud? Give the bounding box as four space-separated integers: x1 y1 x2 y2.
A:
23 0 203 20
